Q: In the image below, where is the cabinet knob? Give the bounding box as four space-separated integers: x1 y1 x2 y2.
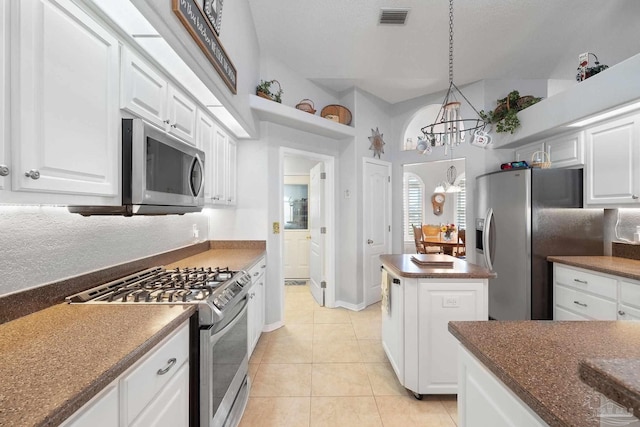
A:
367 239 374 244
261 265 266 269
24 169 40 180
618 310 626 316
213 196 220 201
633 194 639 200
253 272 259 277
164 119 170 124
171 124 177 128
0 165 9 176
227 198 232 202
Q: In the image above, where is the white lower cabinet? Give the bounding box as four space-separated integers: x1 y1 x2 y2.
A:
553 264 640 321
457 345 548 427
60 382 119 427
62 321 190 427
380 265 488 395
247 257 266 356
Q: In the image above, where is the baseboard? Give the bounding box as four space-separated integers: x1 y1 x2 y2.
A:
263 320 284 332
335 300 366 311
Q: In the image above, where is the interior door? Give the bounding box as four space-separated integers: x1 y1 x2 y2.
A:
308 162 325 306
284 230 310 279
364 160 391 306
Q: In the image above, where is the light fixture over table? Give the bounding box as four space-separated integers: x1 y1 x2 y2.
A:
419 0 487 156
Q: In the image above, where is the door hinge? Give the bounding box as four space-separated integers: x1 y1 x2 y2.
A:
320 172 326 179
320 227 327 234
388 225 391 232
320 281 327 289
388 176 391 183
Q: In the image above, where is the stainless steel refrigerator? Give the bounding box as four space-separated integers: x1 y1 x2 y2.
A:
475 168 603 320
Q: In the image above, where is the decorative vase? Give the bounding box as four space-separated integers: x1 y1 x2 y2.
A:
444 231 452 241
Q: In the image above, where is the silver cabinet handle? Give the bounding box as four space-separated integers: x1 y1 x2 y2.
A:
573 279 588 284
157 358 177 375
633 194 639 200
253 272 259 277
227 198 232 202
171 124 177 128
261 265 266 269
259 281 264 286
619 310 626 316
25 169 40 180
164 119 170 124
573 300 588 308
213 196 220 201
367 239 373 244
0 165 9 176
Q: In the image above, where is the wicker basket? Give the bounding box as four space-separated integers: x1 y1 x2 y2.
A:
256 79 282 102
295 99 316 114
320 104 352 125
530 151 551 168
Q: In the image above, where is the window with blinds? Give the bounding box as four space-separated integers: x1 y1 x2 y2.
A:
456 177 466 230
403 173 424 240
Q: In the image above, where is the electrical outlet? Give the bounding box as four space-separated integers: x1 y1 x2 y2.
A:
273 222 280 234
442 296 460 308
192 224 199 239
344 189 351 199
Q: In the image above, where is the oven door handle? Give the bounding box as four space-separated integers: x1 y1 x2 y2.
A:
210 296 249 343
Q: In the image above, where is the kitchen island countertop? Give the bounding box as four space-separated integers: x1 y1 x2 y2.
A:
449 320 640 427
380 254 496 279
0 244 265 427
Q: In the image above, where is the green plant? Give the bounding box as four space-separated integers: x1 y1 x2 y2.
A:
479 90 541 134
256 79 283 103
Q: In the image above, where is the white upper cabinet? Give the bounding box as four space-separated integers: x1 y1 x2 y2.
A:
226 137 237 205
514 142 545 165
11 0 119 200
212 128 227 203
121 47 196 145
196 108 215 200
545 130 584 169
584 113 640 206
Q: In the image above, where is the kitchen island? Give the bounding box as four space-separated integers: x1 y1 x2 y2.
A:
379 254 495 397
449 320 640 427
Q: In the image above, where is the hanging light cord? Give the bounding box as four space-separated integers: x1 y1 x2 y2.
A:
448 0 454 86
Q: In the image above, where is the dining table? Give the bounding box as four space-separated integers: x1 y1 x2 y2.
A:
422 235 463 256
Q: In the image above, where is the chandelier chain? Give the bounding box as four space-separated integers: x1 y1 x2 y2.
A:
448 0 454 85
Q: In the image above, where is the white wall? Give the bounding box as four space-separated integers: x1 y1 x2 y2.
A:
0 207 208 297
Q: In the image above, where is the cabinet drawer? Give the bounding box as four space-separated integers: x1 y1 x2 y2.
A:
620 280 640 309
248 257 267 281
121 322 189 425
555 285 616 320
555 265 617 299
554 305 589 321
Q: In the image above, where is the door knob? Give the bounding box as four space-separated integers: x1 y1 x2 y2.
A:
25 169 40 180
367 239 374 244
306 236 311 240
0 165 9 176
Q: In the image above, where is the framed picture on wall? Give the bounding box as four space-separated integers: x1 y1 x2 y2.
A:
203 0 224 35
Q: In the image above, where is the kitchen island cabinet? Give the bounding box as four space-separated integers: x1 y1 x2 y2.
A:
379 254 494 396
449 321 640 427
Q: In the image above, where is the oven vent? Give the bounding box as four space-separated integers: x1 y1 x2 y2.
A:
379 8 409 25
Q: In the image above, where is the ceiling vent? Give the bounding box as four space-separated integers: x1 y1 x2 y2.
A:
379 8 409 25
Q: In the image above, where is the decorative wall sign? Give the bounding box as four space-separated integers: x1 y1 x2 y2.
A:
203 0 223 35
173 0 237 94
368 127 386 158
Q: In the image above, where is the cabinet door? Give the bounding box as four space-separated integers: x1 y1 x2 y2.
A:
211 128 227 204
167 84 197 145
585 113 640 205
226 137 237 205
61 382 118 427
13 0 119 198
121 47 167 129
418 281 487 394
381 274 403 382
546 131 584 168
0 0 8 192
129 362 189 427
196 109 215 200
618 304 640 321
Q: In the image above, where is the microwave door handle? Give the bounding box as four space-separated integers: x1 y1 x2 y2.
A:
190 155 205 197
483 208 494 271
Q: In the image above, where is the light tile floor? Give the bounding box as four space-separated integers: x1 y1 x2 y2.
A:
240 284 458 427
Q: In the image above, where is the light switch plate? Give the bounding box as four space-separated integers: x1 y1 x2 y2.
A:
273 222 280 234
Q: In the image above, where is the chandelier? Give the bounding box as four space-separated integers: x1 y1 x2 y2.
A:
419 0 486 155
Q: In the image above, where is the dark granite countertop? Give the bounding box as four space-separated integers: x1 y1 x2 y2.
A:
579 358 640 419
0 242 266 427
548 255 640 282
449 321 640 427
380 254 496 279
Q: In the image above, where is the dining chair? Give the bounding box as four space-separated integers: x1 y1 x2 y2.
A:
422 224 443 254
456 229 466 258
412 224 427 254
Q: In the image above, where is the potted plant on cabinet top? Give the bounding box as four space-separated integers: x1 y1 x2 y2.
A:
479 90 542 134
256 79 283 103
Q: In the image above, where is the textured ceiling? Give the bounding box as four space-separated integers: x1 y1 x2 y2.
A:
248 0 640 104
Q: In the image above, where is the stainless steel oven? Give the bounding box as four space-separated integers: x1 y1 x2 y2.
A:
201 296 249 427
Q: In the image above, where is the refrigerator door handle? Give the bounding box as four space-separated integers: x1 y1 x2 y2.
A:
484 208 494 271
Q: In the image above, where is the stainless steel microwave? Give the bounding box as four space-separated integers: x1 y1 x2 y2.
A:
69 119 205 216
